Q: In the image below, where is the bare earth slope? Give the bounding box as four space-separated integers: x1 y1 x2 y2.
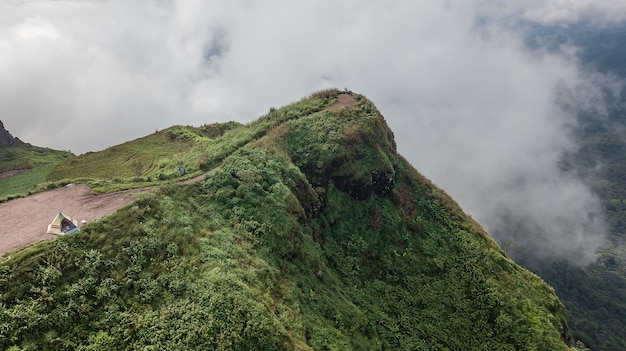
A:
0 184 147 256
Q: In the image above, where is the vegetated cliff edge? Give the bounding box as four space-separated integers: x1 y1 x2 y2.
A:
0 90 575 350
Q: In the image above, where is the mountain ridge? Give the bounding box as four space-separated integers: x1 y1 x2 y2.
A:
0 90 579 350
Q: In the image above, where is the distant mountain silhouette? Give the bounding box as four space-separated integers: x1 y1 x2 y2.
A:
0 121 27 147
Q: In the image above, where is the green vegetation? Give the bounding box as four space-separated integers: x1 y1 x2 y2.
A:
43 92 337 194
2 90 339 197
46 125 215 185
0 146 71 173
532 258 626 351
0 146 72 201
0 90 576 349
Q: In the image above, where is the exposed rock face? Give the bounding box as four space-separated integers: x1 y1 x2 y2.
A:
0 121 26 147
332 167 396 201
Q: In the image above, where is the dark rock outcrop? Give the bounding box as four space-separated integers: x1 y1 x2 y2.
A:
0 121 26 147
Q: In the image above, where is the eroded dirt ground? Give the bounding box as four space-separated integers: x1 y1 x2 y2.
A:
0 184 148 257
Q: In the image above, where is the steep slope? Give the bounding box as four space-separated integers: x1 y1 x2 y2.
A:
0 90 575 350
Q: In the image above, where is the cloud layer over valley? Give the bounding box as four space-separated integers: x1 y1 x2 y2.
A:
2 0 625 263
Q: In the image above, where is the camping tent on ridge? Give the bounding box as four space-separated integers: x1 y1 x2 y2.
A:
47 212 79 235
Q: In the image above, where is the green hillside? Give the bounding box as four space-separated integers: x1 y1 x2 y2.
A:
0 146 73 201
45 122 241 191
0 90 578 350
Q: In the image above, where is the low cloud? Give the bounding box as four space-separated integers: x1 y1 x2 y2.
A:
488 0 626 27
0 0 617 263
380 23 612 264
523 0 626 27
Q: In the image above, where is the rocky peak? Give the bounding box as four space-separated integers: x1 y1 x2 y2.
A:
0 121 26 147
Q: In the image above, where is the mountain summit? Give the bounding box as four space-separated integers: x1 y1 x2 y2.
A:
0 121 26 147
0 90 577 350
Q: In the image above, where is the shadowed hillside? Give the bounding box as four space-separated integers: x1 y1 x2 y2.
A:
0 90 578 350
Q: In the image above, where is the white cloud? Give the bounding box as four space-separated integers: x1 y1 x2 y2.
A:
516 0 626 26
13 17 60 40
0 0 615 263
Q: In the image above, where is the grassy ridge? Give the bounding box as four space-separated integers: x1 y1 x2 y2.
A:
46 126 212 182
0 146 72 201
43 93 338 194
0 146 72 173
2 91 338 198
0 90 577 350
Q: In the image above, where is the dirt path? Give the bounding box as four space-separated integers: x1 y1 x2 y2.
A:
0 184 149 257
0 166 222 258
327 93 357 111
180 166 220 184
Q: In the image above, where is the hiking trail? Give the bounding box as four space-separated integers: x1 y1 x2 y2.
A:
0 167 220 258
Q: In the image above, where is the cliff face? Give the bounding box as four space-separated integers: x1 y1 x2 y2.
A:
0 121 26 147
0 90 575 350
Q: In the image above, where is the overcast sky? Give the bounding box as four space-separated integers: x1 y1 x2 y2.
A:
2 0 625 263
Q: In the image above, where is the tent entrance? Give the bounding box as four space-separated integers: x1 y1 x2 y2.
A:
60 218 78 233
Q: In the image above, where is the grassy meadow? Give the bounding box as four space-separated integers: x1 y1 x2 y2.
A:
0 146 73 201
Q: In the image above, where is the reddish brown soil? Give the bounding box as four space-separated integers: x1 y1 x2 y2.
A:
0 184 148 257
327 93 357 111
0 167 220 258
0 169 28 180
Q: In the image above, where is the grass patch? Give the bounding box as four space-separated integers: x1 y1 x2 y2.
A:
0 146 73 201
0 146 72 172
0 163 56 200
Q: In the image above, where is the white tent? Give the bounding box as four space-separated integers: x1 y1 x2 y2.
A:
47 212 79 235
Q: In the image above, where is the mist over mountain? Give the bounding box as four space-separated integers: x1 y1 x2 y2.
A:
1 1 617 267
505 23 626 350
3 1 626 348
